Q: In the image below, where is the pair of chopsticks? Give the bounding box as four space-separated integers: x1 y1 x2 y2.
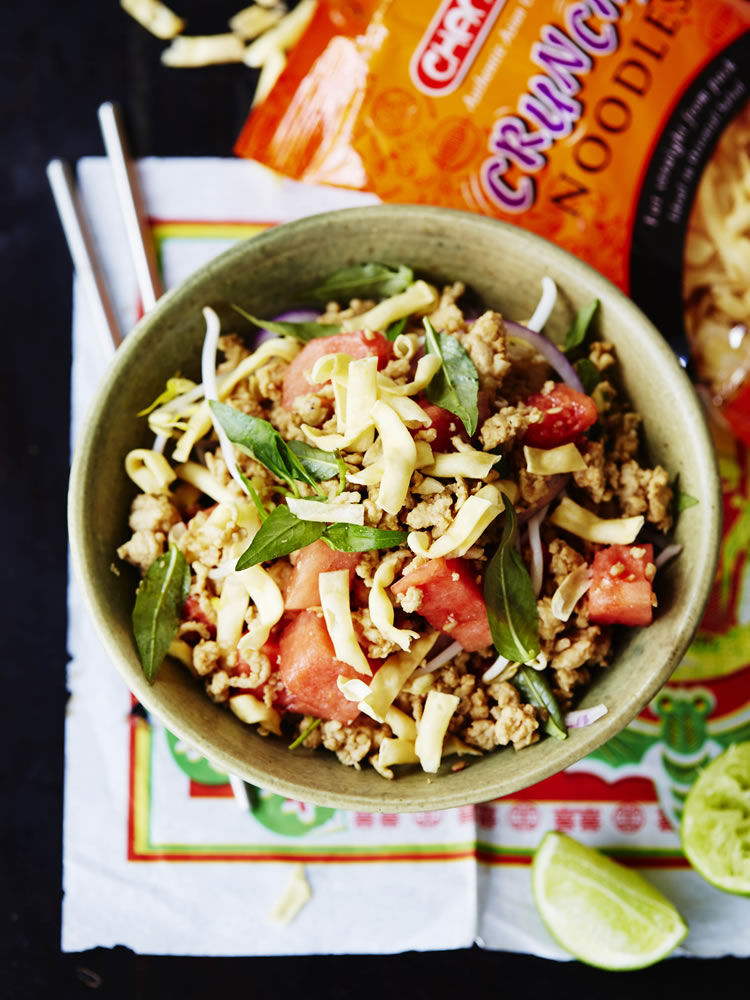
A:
47 101 162 353
50 104 254 813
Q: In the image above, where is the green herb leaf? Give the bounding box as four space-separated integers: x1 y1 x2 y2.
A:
304 262 413 303
236 506 409 567
323 523 408 552
563 299 599 354
209 401 321 496
677 491 699 513
385 317 407 342
231 304 340 343
289 717 322 750
287 440 342 482
423 317 480 436
239 470 268 522
512 665 567 740
574 357 601 395
483 494 540 663
132 546 191 683
235 505 324 570
137 375 194 416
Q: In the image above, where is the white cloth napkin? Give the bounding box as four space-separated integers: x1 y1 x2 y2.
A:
63 157 750 957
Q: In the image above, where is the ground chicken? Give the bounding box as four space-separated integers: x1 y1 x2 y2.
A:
226 375 265 418
128 493 181 535
395 586 423 614
317 298 375 324
492 702 539 749
589 340 616 371
537 596 567 641
236 648 271 687
608 411 642 462
291 392 329 427
464 719 497 750
405 492 454 533
319 720 373 766
613 460 673 531
217 333 251 371
479 403 536 450
117 530 164 574
380 355 413 381
193 639 222 677
428 281 468 334
518 469 552 507
573 439 612 505
547 538 585 583
205 669 231 702
459 310 511 389
352 608 401 659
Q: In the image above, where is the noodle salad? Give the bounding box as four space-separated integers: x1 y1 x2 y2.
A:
118 263 686 777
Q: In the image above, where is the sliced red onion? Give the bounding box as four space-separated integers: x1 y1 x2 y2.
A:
564 704 608 729
422 639 463 675
253 309 322 346
273 309 320 323
654 543 683 570
517 475 568 524
505 319 583 392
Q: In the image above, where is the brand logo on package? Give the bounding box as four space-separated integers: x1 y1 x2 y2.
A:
410 0 506 97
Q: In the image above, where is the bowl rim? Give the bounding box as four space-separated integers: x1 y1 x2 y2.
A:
68 203 723 812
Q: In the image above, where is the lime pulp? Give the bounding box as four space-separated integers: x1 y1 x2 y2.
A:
681 741 750 896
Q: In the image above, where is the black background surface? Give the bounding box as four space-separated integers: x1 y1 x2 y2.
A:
3 1 747 996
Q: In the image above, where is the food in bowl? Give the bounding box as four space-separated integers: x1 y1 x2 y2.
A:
116 261 685 779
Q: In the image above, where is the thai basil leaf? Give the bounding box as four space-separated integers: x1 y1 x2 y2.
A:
483 494 540 663
670 473 699 518
236 506 408 567
287 440 343 482
677 491 699 513
423 317 479 436
209 401 321 495
512 666 567 741
132 546 191 683
304 262 413 303
236 505 324 570
563 299 599 354
574 357 601 395
323 524 408 552
231 304 340 343
385 317 407 342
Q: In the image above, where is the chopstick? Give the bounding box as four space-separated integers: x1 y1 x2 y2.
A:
97 102 163 312
46 158 123 352
50 106 256 813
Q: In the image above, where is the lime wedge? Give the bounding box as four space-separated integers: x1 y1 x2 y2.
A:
681 741 750 895
532 831 688 969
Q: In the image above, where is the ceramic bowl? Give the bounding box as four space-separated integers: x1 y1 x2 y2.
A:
68 205 721 812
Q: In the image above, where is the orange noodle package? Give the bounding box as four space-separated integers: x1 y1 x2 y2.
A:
236 0 750 440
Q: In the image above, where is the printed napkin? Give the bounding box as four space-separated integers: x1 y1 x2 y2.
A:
63 157 750 957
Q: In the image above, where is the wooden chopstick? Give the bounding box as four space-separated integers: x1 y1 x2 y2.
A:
98 101 163 313
46 158 124 352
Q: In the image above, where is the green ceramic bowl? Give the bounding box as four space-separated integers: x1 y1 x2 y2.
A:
68 205 721 812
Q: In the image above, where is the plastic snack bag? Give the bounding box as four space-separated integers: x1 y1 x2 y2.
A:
236 0 750 438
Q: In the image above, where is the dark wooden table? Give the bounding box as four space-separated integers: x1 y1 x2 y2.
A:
3 1 747 995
